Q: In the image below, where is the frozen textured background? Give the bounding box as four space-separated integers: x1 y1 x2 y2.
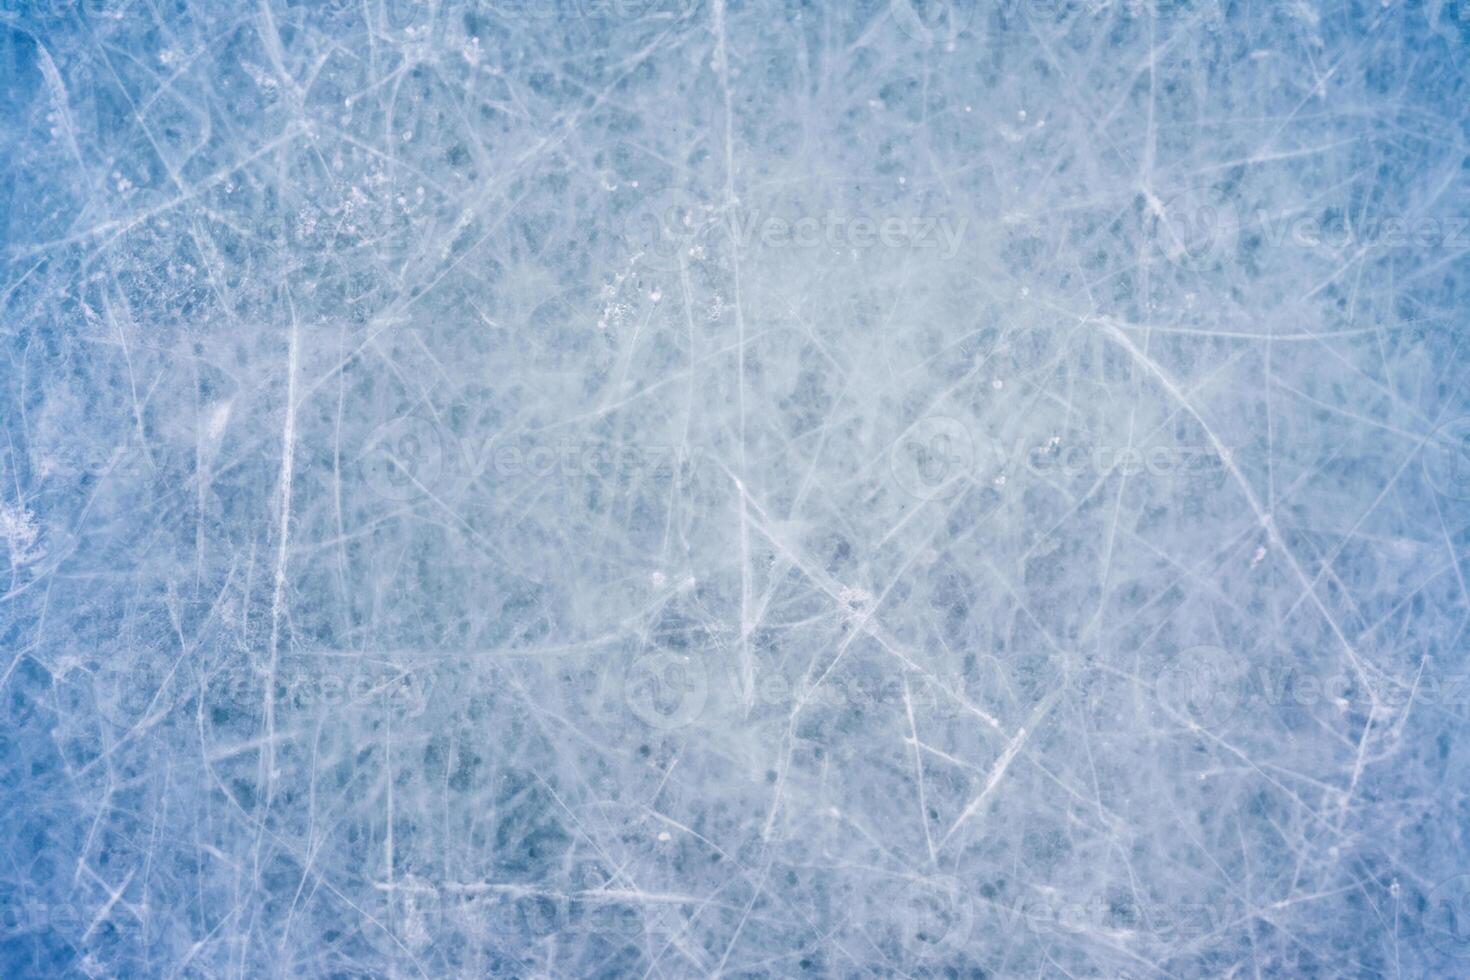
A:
2 0 1470 976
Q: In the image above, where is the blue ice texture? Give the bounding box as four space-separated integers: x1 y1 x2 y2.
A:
2 0 1470 976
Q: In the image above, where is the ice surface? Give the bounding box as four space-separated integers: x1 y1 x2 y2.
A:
2 0 1469 976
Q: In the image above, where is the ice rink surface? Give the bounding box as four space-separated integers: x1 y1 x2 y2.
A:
2 0 1469 975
